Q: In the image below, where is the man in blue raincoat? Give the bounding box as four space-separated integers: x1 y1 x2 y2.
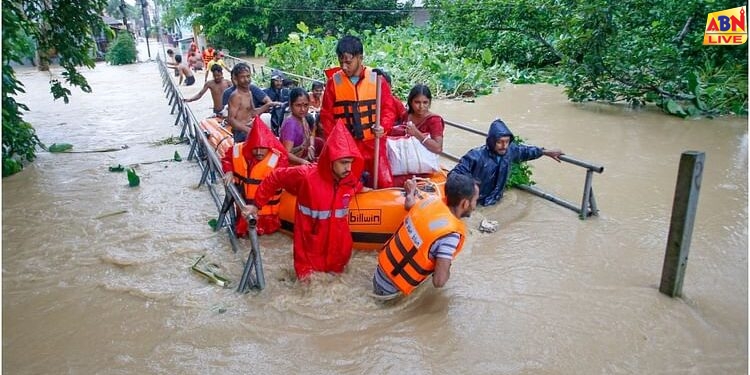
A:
449 118 564 206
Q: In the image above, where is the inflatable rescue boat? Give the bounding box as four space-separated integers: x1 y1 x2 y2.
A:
200 116 446 250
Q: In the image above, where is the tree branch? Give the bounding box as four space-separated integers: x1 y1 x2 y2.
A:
673 16 693 44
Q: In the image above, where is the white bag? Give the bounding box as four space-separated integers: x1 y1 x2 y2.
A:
386 136 440 175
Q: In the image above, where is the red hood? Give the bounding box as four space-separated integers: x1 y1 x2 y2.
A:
246 117 288 163
317 121 364 183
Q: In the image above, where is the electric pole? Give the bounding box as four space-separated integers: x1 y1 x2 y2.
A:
140 0 151 59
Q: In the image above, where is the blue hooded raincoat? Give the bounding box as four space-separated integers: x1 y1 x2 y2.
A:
449 119 543 206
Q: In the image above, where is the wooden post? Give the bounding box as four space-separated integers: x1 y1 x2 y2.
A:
659 151 705 297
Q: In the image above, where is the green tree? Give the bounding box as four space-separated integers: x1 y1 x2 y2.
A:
106 32 138 65
181 0 270 55
2 0 107 176
265 0 412 44
105 0 140 28
426 0 748 117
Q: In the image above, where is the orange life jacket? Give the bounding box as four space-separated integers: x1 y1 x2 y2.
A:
231 143 282 215
332 67 378 141
377 197 466 295
202 48 214 66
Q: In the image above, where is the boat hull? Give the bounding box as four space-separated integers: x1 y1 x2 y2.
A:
278 171 447 250
199 117 234 159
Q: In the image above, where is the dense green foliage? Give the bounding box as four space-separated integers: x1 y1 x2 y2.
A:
426 0 748 117
258 23 503 100
106 32 138 65
164 0 411 55
263 0 411 44
2 0 107 177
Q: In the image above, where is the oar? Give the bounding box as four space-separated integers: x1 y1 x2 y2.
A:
373 74 382 189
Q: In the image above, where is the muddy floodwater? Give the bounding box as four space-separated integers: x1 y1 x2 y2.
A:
2 46 747 374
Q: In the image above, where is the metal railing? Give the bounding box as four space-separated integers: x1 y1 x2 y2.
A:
441 119 604 219
158 54 265 292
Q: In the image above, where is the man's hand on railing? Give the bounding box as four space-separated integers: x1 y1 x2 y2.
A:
222 171 234 185
241 204 258 219
542 148 564 162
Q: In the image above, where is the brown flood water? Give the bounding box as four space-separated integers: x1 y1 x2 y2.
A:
3 48 747 374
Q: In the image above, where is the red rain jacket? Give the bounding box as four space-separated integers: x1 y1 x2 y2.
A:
221 117 288 235
254 122 364 279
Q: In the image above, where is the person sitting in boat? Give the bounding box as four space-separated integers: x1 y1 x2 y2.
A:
320 35 399 189
308 81 324 113
372 173 478 298
389 84 444 187
279 88 324 165
264 72 290 135
221 73 273 122
449 118 564 206
184 64 232 118
221 117 289 236
227 63 282 142
244 121 365 280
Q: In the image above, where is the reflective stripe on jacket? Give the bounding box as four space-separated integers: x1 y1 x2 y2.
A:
232 143 282 215
377 197 466 295
332 68 378 141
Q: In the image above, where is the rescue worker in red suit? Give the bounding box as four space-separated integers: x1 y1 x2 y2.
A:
221 117 289 236
320 35 398 189
244 122 365 279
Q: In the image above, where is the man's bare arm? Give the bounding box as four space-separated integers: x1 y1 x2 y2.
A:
185 82 210 102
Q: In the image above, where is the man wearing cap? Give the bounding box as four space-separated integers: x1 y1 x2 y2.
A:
264 72 291 134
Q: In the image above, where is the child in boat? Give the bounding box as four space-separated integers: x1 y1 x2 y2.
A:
221 117 289 236
279 88 324 165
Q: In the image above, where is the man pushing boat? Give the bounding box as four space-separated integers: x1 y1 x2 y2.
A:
243 122 365 280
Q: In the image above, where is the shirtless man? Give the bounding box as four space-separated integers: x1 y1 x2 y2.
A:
184 64 232 116
172 55 195 86
227 63 281 142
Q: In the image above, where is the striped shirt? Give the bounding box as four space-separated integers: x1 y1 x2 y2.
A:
372 232 461 296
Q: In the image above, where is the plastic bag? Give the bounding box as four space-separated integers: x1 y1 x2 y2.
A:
386 136 440 175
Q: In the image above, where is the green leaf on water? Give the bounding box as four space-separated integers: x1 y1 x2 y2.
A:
108 164 125 172
127 168 140 187
48 143 73 153
174 151 182 162
208 218 218 230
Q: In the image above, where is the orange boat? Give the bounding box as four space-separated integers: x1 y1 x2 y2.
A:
278 171 447 250
199 117 234 159
199 116 447 250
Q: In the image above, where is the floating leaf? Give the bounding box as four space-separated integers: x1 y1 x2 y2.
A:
208 218 218 231
173 151 182 162
95 210 128 219
127 168 140 187
48 143 73 153
108 164 125 172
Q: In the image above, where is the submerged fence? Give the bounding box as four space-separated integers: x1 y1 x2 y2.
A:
159 55 265 293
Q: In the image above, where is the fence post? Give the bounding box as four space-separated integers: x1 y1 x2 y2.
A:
659 151 705 297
